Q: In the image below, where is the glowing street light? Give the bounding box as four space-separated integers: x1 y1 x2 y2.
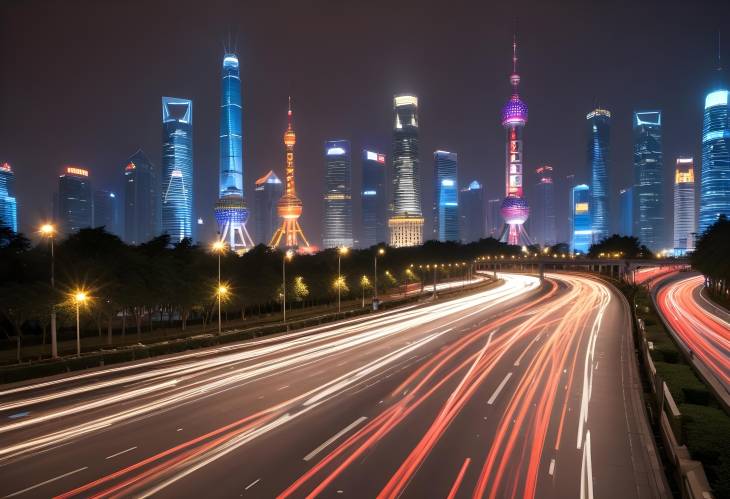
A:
282 249 294 322
39 223 58 358
373 247 385 304
337 246 349 313
211 241 227 334
72 290 89 357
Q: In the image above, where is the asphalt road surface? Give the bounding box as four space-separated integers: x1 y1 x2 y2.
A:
0 273 667 498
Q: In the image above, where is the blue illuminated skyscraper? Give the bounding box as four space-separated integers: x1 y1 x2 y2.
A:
322 140 353 248
586 108 610 243
214 53 253 251
459 180 485 243
633 110 664 250
361 149 387 247
58 166 92 235
674 158 696 255
699 87 730 234
433 150 459 242
619 186 633 236
571 184 592 254
0 163 17 233
161 97 193 243
124 149 158 245
93 189 119 235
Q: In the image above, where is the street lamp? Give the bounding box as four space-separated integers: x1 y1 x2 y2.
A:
211 241 226 333
337 246 349 313
39 223 58 358
374 247 385 302
72 290 88 357
282 249 294 322
216 285 228 334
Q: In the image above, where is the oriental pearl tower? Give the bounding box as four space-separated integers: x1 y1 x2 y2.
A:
270 97 310 250
499 36 532 246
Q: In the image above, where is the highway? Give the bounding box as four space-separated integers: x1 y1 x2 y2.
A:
655 273 730 399
0 273 666 498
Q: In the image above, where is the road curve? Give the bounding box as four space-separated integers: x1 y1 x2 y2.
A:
0 273 667 498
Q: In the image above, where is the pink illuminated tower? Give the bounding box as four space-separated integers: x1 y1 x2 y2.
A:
499 36 531 246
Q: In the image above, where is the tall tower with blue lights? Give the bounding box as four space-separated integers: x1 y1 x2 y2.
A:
214 52 253 251
499 37 531 246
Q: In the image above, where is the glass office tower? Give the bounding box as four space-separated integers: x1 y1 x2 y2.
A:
322 140 353 248
433 150 459 242
459 180 485 243
633 110 664 250
674 157 696 255
571 184 592 254
58 166 92 235
586 108 611 243
161 97 193 243
533 165 556 247
253 170 283 246
361 149 387 247
124 149 158 245
0 163 17 233
487 199 502 238
619 186 633 236
389 95 423 247
93 190 118 235
699 89 730 234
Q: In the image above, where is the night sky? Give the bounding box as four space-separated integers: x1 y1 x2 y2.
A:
2 0 727 245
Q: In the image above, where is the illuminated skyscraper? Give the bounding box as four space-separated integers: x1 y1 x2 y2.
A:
161 97 193 243
361 149 387 247
388 94 423 247
322 140 353 248
0 163 17 233
633 110 664 250
93 190 119 235
460 180 485 243
124 149 158 245
253 170 283 245
499 38 531 245
533 165 556 247
214 53 253 251
271 98 310 249
699 87 730 234
58 166 92 235
433 150 459 242
674 157 696 255
487 198 502 238
571 184 592 253
619 186 633 236
586 108 611 242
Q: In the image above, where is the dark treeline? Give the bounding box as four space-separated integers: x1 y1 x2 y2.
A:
588 234 653 259
692 215 730 304
0 226 519 344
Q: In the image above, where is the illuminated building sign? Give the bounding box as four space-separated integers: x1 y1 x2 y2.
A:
327 147 346 156
0 162 11 172
66 167 89 177
365 151 386 164
125 162 136 171
575 202 589 214
675 169 694 184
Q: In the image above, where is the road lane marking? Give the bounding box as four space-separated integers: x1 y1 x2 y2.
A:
487 373 513 405
176 428 183 432
244 478 260 490
8 412 29 419
5 467 87 497
303 417 367 461
105 446 137 460
277 385 289 390
514 333 541 366
447 458 471 499
548 458 556 476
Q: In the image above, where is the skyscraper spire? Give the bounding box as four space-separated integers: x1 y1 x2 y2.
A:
512 34 518 74
718 30 722 72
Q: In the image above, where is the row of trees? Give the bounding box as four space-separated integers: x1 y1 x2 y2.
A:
692 215 730 304
0 226 520 347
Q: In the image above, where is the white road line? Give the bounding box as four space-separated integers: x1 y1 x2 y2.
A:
548 458 556 476
514 333 541 367
244 478 260 490
277 385 289 390
105 446 137 460
303 416 368 461
487 373 513 405
5 467 88 497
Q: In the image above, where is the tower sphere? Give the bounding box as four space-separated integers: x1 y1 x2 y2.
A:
500 196 530 225
501 94 528 127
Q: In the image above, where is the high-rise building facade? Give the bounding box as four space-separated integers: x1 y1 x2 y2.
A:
322 140 353 248
214 53 253 251
361 149 387 247
633 110 664 250
619 186 633 236
586 108 611 242
532 165 556 247
0 163 17 233
459 180 485 243
571 184 592 254
674 157 696 255
161 97 193 243
271 98 310 249
253 170 283 246
433 150 459 242
124 149 158 245
58 166 92 235
699 88 730 234
388 95 423 247
93 190 118 235
487 198 502 238
499 38 531 245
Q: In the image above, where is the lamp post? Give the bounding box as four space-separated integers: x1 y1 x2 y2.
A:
374 247 385 301
212 241 226 334
217 285 228 334
73 291 88 358
40 224 57 358
283 249 294 322
337 246 349 313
